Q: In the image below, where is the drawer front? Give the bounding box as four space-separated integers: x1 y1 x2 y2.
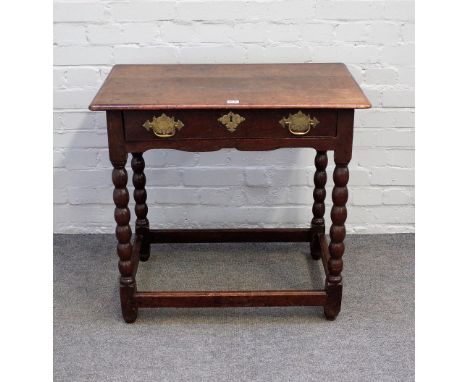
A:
242 109 337 139
124 110 245 141
123 109 337 142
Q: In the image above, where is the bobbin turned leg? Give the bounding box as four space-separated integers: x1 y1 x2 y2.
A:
310 150 328 260
324 159 349 320
107 111 137 323
131 153 150 262
112 162 138 323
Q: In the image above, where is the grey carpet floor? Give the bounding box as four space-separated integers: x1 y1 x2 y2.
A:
54 234 414 382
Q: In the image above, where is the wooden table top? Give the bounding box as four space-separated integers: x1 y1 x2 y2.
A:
89 63 371 111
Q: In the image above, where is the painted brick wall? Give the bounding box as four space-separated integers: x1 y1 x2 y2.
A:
53 0 415 234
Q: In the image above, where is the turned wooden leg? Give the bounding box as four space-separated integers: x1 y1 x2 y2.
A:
131 153 150 262
310 150 328 260
324 160 349 320
112 161 138 323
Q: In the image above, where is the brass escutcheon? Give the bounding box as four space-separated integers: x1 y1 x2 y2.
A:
142 113 184 138
279 111 319 136
218 111 245 133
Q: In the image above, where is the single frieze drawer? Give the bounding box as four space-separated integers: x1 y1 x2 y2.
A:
123 109 337 141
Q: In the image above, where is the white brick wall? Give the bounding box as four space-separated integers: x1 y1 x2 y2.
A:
53 0 415 234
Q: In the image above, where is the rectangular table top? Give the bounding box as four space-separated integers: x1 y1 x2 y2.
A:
89 63 371 111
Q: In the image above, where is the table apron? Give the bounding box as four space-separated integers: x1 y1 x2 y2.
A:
124 136 340 153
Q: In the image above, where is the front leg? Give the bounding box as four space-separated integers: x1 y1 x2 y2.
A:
310 150 327 260
324 159 349 320
112 161 138 323
131 153 150 261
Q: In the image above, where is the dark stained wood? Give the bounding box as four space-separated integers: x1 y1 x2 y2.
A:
323 109 353 320
134 290 328 308
90 64 367 322
106 110 126 166
146 227 322 243
318 233 330 277
131 234 141 279
334 109 355 164
89 64 371 111
131 153 150 261
107 111 138 323
124 109 337 141
324 161 348 321
125 136 339 153
310 150 328 260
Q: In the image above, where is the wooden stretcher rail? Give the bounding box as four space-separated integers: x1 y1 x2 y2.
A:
134 290 328 308
146 227 321 243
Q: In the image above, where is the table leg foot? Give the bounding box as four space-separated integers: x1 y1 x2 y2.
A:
139 242 150 262
324 283 342 320
310 233 322 260
120 282 138 323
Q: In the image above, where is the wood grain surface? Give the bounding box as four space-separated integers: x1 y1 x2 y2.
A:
89 63 371 111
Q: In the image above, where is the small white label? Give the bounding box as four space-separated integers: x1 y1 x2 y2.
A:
226 99 240 104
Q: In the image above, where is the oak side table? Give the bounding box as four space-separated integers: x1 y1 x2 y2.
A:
89 63 371 323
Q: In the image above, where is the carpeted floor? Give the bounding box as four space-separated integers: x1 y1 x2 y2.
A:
54 234 414 382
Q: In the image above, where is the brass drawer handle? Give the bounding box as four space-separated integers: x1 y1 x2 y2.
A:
279 111 319 136
142 113 184 138
218 111 245 133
